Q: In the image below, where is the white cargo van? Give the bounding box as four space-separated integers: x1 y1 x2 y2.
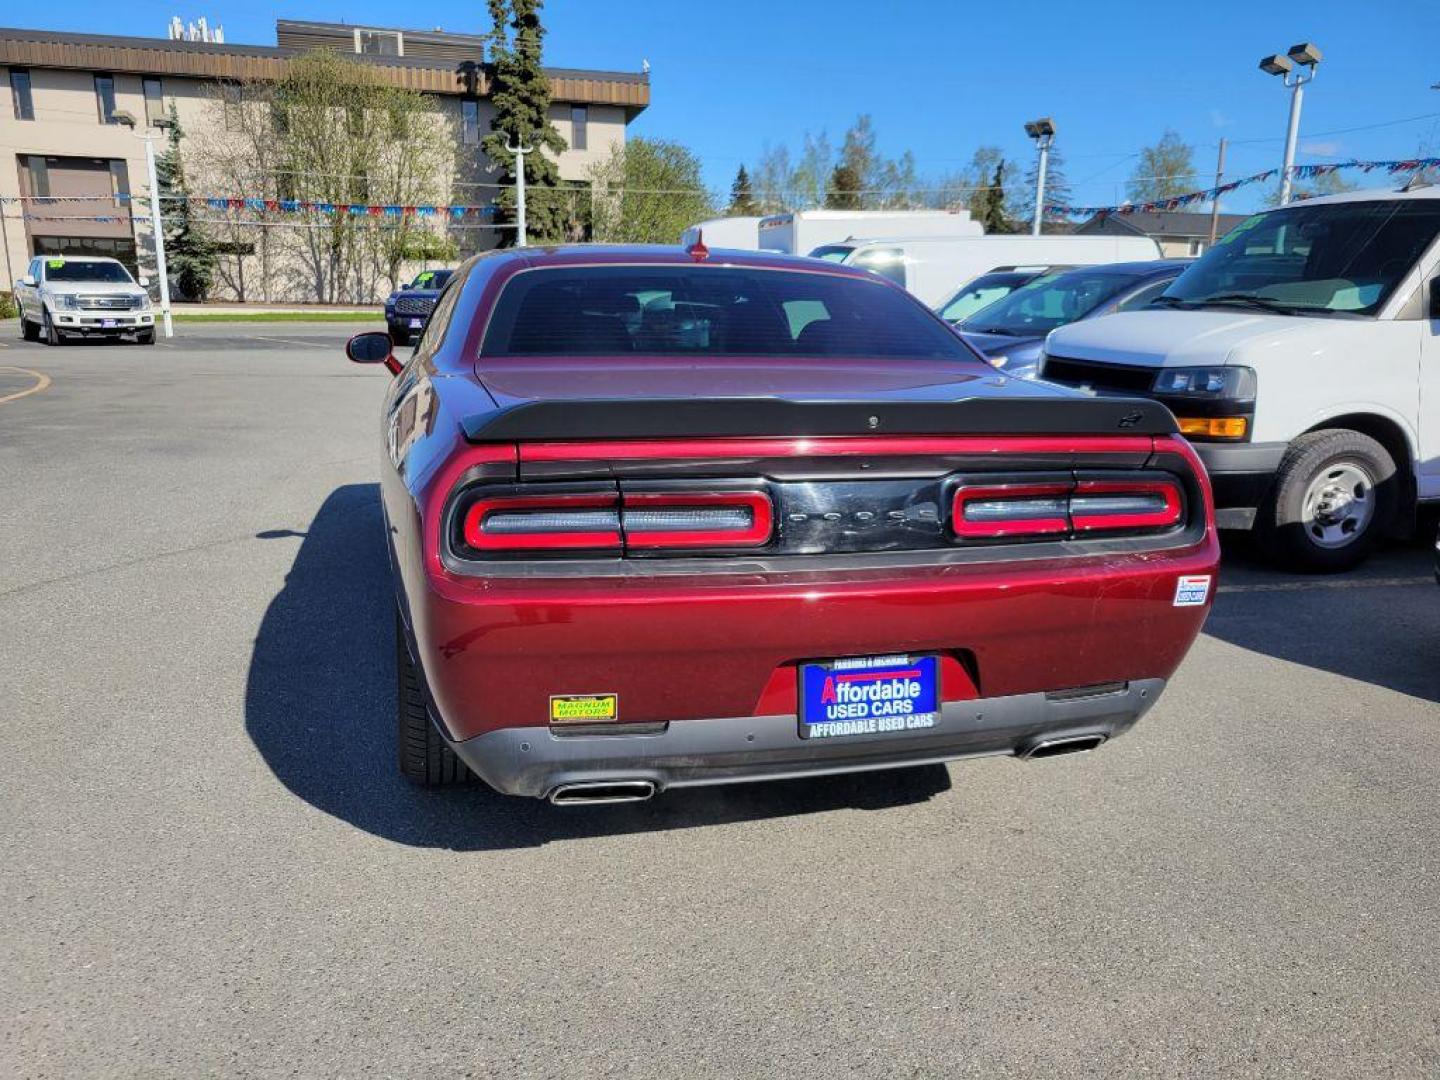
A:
756 209 981 255
1040 185 1440 570
680 216 764 250
817 234 1163 307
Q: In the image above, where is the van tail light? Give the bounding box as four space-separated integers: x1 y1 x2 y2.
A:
1070 478 1182 532
952 482 1072 539
623 491 773 549
461 492 622 551
950 474 1185 541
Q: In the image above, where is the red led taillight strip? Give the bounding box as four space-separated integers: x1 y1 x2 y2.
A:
952 482 1073 539
1070 479 1183 532
461 492 622 551
622 491 773 549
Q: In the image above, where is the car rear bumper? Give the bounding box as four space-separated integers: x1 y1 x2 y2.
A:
448 679 1165 798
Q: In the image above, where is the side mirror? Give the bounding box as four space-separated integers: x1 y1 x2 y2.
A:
400 283 412 291
346 331 402 376
138 275 151 287
20 275 36 287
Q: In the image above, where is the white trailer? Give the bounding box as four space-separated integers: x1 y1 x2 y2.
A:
680 216 764 250
756 209 982 255
823 234 1165 307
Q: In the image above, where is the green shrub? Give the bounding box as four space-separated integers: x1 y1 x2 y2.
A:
0 291 17 320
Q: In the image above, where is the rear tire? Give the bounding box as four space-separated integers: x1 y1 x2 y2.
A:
396 612 477 786
1258 429 1397 573
42 311 63 346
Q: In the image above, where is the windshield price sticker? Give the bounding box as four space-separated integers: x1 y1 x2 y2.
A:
800 654 940 739
46 258 65 268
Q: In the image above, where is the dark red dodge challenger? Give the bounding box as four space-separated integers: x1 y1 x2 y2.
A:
346 245 1219 805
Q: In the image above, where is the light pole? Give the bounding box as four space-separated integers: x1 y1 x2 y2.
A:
1259 43 1322 206
506 141 533 247
114 109 174 338
1024 118 1056 236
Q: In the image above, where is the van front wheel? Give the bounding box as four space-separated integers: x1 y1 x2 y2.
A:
1260 429 1397 572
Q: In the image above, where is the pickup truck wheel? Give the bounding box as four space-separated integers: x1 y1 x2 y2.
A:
42 311 64 346
20 316 39 341
396 612 478 786
390 326 409 347
136 328 156 345
1259 429 1396 572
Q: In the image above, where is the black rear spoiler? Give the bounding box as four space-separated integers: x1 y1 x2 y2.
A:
462 396 1179 442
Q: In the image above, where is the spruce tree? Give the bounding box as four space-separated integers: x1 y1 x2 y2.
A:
728 165 759 215
155 104 215 300
482 0 569 245
825 163 862 209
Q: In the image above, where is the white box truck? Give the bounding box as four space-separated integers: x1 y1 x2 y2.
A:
1039 185 1440 570
817 234 1164 307
756 209 982 255
680 216 765 251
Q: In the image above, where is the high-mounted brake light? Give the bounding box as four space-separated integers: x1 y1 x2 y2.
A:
461 492 621 551
623 491 773 549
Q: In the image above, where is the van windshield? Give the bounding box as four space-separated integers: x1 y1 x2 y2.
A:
1158 199 1440 317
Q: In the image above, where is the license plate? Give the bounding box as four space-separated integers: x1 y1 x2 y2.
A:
408 318 423 328
798 654 940 739
101 318 117 328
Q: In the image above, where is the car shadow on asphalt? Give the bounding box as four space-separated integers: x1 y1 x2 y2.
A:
245 484 952 851
1203 536 1440 704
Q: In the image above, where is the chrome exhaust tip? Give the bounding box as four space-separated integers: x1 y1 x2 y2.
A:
1019 733 1108 761
548 780 657 806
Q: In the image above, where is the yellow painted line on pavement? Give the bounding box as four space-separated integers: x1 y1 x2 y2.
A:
0 366 51 405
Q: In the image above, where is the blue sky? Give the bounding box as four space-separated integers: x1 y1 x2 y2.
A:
15 0 1440 212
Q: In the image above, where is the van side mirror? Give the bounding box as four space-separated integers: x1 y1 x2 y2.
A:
346 331 402 376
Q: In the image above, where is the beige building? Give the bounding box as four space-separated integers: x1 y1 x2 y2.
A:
0 21 649 301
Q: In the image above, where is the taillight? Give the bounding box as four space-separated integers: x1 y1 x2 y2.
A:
623 491 773 549
461 492 622 551
454 487 773 555
1070 478 1182 532
952 482 1071 539
950 474 1184 541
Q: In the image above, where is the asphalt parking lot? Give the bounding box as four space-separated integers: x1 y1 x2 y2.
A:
2 322 1438 1079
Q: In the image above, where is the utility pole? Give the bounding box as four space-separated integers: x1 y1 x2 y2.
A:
0 198 13 293
507 141 533 247
1207 138 1228 247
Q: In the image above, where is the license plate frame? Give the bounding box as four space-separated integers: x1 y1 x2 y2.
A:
101 318 117 328
798 654 941 740
408 317 423 329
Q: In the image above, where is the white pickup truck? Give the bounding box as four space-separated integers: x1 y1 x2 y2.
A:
1039 185 1440 570
15 255 156 345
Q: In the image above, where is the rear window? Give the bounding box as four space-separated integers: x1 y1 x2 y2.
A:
480 266 970 360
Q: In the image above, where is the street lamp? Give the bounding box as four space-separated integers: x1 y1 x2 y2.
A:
113 109 174 338
506 140 533 247
1259 42 1322 206
1024 117 1056 236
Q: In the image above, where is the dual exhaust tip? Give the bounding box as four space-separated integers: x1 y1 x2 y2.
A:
1018 733 1108 760
548 780 657 806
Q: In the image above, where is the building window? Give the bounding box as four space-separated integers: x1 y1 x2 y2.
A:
9 67 34 120
143 77 164 127
109 160 131 209
462 99 479 145
272 103 289 136
222 86 244 131
26 155 51 198
570 105 587 151
94 74 118 124
356 29 401 56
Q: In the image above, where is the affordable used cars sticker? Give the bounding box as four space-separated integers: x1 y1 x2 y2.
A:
549 693 618 724
1173 575 1212 606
